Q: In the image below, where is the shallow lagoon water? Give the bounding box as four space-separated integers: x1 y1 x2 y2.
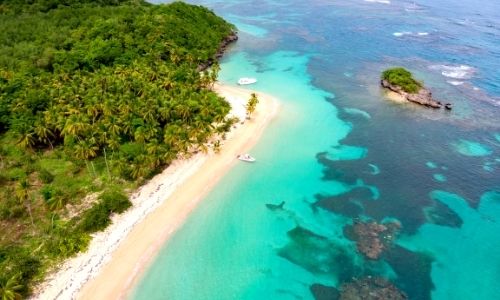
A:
452 139 493 157
137 1 500 299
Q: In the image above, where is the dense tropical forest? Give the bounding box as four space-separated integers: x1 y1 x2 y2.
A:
0 0 236 297
381 67 422 93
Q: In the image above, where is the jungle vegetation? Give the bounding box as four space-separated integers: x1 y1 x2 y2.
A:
382 67 422 93
0 0 236 297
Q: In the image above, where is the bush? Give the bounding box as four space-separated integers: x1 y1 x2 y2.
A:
38 168 54 184
40 185 55 202
78 203 111 233
382 67 422 93
46 229 90 258
0 204 26 219
0 174 7 185
77 188 131 233
100 189 131 214
3 251 42 296
5 168 26 181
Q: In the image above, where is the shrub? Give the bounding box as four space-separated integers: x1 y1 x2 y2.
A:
382 67 422 93
5 168 26 181
100 189 131 214
3 252 42 296
78 203 111 233
38 168 54 184
1 204 26 219
40 185 55 202
70 162 82 175
77 188 131 233
46 229 90 258
0 174 7 185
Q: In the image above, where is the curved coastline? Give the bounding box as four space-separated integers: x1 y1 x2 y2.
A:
32 84 280 300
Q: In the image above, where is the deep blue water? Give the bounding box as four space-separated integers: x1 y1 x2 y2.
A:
136 1 500 299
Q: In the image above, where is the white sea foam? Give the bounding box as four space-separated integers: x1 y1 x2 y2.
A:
405 3 425 12
447 80 465 86
393 31 429 37
365 0 391 4
441 67 473 79
393 31 411 37
429 64 475 79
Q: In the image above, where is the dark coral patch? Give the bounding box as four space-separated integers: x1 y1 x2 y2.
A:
383 246 434 300
424 199 463 228
310 284 340 300
339 277 407 300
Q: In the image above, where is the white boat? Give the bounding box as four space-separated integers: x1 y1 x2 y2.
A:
237 154 256 162
237 77 257 85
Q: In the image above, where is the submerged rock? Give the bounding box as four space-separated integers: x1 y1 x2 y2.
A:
340 277 408 300
347 220 401 260
381 79 444 109
310 284 340 300
265 201 285 211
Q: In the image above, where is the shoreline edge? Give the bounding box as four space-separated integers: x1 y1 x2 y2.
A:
32 83 280 300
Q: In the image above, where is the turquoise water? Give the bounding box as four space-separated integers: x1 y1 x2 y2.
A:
136 1 500 299
452 139 493 157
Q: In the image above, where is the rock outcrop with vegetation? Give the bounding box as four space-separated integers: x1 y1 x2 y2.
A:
0 0 236 297
381 67 451 109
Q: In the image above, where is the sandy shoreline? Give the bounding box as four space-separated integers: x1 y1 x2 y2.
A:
383 90 408 103
32 83 279 300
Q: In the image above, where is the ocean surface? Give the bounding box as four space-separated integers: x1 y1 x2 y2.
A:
135 1 500 299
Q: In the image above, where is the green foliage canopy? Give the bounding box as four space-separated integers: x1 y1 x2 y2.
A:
0 0 236 297
382 67 422 93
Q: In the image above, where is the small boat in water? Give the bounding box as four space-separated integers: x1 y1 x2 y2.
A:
237 154 256 162
238 77 257 85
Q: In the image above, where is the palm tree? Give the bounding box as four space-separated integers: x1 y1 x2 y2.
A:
245 93 259 119
17 131 35 149
208 62 220 88
212 140 221 153
74 140 98 160
106 137 120 151
61 114 88 137
158 105 172 123
130 161 148 179
0 274 23 300
176 104 192 121
46 196 65 211
33 121 54 149
15 179 35 228
74 140 98 176
105 116 121 137
134 127 147 144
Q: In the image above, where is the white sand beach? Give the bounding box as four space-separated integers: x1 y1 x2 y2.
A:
32 83 279 300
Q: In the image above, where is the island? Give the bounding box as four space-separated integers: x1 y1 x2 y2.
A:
381 67 452 110
0 0 242 298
